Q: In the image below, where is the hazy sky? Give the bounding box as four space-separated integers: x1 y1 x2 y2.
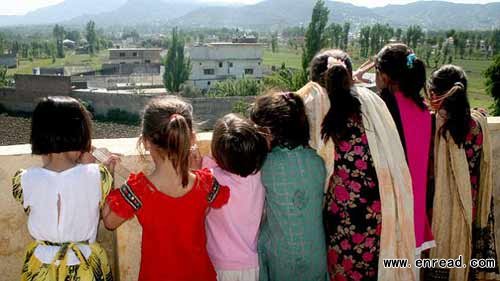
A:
0 0 498 15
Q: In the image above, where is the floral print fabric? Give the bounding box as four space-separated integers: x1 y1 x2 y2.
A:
324 115 381 281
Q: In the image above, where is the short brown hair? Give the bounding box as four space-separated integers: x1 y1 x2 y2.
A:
250 91 309 150
212 114 268 177
31 96 92 155
141 97 194 187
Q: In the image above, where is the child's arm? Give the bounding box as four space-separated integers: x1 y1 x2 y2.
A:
102 203 127 230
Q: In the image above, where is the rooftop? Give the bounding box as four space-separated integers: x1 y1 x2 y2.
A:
108 48 162 51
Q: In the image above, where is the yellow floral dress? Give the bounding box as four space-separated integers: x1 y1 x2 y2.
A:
12 164 113 281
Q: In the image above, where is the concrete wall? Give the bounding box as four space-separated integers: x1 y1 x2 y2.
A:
73 74 163 89
0 82 254 130
101 64 161 75
1 120 500 281
0 75 72 112
71 91 254 130
108 49 162 64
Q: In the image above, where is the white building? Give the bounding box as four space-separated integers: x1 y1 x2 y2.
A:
187 43 264 90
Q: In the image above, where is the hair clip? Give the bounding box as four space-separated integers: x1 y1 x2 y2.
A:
282 92 293 101
407 53 417 69
454 82 464 89
327 56 346 69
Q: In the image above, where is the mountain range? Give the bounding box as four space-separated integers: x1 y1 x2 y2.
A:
0 0 499 30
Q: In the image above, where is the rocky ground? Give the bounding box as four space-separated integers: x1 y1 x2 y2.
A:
0 114 141 146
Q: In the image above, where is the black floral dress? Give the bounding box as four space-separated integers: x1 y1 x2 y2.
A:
324 115 381 281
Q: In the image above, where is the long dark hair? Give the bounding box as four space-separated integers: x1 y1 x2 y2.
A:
319 50 361 144
428 64 471 147
141 97 194 187
376 43 426 109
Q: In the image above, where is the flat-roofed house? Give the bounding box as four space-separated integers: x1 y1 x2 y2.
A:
103 48 162 75
188 43 264 90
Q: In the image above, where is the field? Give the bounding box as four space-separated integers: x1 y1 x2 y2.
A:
263 48 495 110
0 115 139 146
7 51 108 77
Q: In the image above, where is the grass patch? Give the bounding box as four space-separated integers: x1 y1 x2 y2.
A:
263 48 302 70
7 51 108 77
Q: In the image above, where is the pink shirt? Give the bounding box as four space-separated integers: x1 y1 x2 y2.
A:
395 92 435 252
203 157 265 270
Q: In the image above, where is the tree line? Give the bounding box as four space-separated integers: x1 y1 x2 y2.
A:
0 20 111 61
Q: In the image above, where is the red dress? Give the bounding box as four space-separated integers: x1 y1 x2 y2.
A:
106 168 230 281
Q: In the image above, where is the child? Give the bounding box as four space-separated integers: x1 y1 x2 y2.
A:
375 43 435 259
191 113 268 281
11 96 113 281
102 97 230 281
250 92 328 281
426 65 498 281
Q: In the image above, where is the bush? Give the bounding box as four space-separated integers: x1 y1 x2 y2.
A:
484 55 500 115
263 67 307 92
103 108 140 125
208 78 262 97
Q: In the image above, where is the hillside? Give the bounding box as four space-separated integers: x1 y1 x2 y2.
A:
0 0 499 30
373 1 500 30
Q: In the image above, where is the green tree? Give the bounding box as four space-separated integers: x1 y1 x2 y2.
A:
484 55 500 115
340 22 350 50
359 26 371 58
53 24 65 58
395 28 403 42
163 27 191 93
271 32 278 53
0 66 9 87
66 30 81 43
491 29 500 56
405 25 423 49
326 23 342 48
86 21 98 56
302 0 329 72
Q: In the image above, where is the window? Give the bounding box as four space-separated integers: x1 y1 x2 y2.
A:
145 60 151 64
229 62 234 68
120 62 126 65
219 62 223 68
204 69 215 75
245 68 254 75
133 52 138 57
119 52 126 57
208 81 211 86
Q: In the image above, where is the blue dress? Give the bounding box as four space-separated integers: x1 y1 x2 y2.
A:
258 146 328 281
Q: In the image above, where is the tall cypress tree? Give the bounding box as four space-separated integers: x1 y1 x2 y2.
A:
302 0 329 73
163 27 191 93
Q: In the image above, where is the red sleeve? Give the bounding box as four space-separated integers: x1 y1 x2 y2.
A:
196 168 230 209
106 173 150 219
